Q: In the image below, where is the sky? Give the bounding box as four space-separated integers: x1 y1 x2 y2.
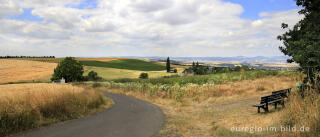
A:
0 0 303 57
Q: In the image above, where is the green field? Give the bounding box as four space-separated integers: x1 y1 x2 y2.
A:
112 70 298 85
80 59 166 71
84 66 181 80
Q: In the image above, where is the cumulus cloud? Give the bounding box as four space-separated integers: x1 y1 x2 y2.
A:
0 0 303 57
0 0 22 18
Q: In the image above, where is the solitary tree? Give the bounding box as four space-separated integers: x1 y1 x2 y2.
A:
278 0 320 91
139 73 148 79
88 71 100 81
166 57 171 72
51 57 84 82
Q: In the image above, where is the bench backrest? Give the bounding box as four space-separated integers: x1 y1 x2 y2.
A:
260 94 282 104
272 88 291 97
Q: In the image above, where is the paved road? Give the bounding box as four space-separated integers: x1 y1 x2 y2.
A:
13 92 164 137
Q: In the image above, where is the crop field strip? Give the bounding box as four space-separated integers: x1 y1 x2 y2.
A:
79 59 166 71
0 59 57 84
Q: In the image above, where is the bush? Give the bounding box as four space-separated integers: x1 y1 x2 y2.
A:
88 71 101 81
139 73 148 79
51 57 84 82
174 69 177 73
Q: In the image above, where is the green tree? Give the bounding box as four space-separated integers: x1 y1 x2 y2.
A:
166 57 171 72
88 71 100 81
173 69 177 73
139 73 148 79
51 57 84 82
278 0 320 90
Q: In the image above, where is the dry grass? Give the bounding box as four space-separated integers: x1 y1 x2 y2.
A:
0 59 57 84
99 75 302 137
0 83 113 136
275 90 320 137
0 83 83 104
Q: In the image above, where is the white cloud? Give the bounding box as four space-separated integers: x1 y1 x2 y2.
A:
0 0 303 57
252 20 263 27
0 0 22 18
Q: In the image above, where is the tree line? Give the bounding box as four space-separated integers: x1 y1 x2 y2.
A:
0 56 55 58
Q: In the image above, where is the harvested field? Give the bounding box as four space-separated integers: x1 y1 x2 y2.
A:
0 59 57 84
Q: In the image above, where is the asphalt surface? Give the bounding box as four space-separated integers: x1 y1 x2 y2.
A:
12 92 164 137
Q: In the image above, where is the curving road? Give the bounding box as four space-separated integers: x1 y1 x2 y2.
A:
12 92 164 137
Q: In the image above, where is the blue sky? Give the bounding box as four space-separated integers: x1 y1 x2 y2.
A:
224 0 299 19
6 0 300 22
0 0 303 57
5 8 43 22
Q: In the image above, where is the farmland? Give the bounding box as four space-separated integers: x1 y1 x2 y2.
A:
79 59 166 71
1 57 319 137
84 66 183 80
0 59 57 84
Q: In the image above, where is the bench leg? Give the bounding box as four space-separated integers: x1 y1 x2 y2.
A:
258 107 260 113
282 101 285 108
275 103 277 109
265 104 269 112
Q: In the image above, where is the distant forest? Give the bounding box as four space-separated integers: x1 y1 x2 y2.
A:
0 56 55 58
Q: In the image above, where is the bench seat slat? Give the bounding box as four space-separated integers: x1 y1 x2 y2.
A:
253 104 265 107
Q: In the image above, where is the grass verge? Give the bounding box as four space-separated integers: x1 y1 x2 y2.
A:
275 90 320 137
0 83 113 137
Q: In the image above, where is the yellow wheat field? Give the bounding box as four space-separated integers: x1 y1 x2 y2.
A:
0 59 57 84
0 83 87 109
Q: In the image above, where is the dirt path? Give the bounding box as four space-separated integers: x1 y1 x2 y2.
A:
12 92 164 137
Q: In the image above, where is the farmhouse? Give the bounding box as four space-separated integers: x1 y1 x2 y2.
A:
52 77 65 84
181 69 194 76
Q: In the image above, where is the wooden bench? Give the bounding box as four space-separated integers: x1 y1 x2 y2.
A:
253 88 291 113
272 88 291 98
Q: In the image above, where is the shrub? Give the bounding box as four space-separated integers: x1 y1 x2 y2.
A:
51 57 84 82
88 71 101 81
174 69 177 73
139 73 148 79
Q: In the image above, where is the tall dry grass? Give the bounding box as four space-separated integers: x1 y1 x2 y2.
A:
0 83 112 136
276 90 320 137
0 59 57 84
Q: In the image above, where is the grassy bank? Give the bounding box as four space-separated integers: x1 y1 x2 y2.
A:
276 90 320 137
0 83 113 137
